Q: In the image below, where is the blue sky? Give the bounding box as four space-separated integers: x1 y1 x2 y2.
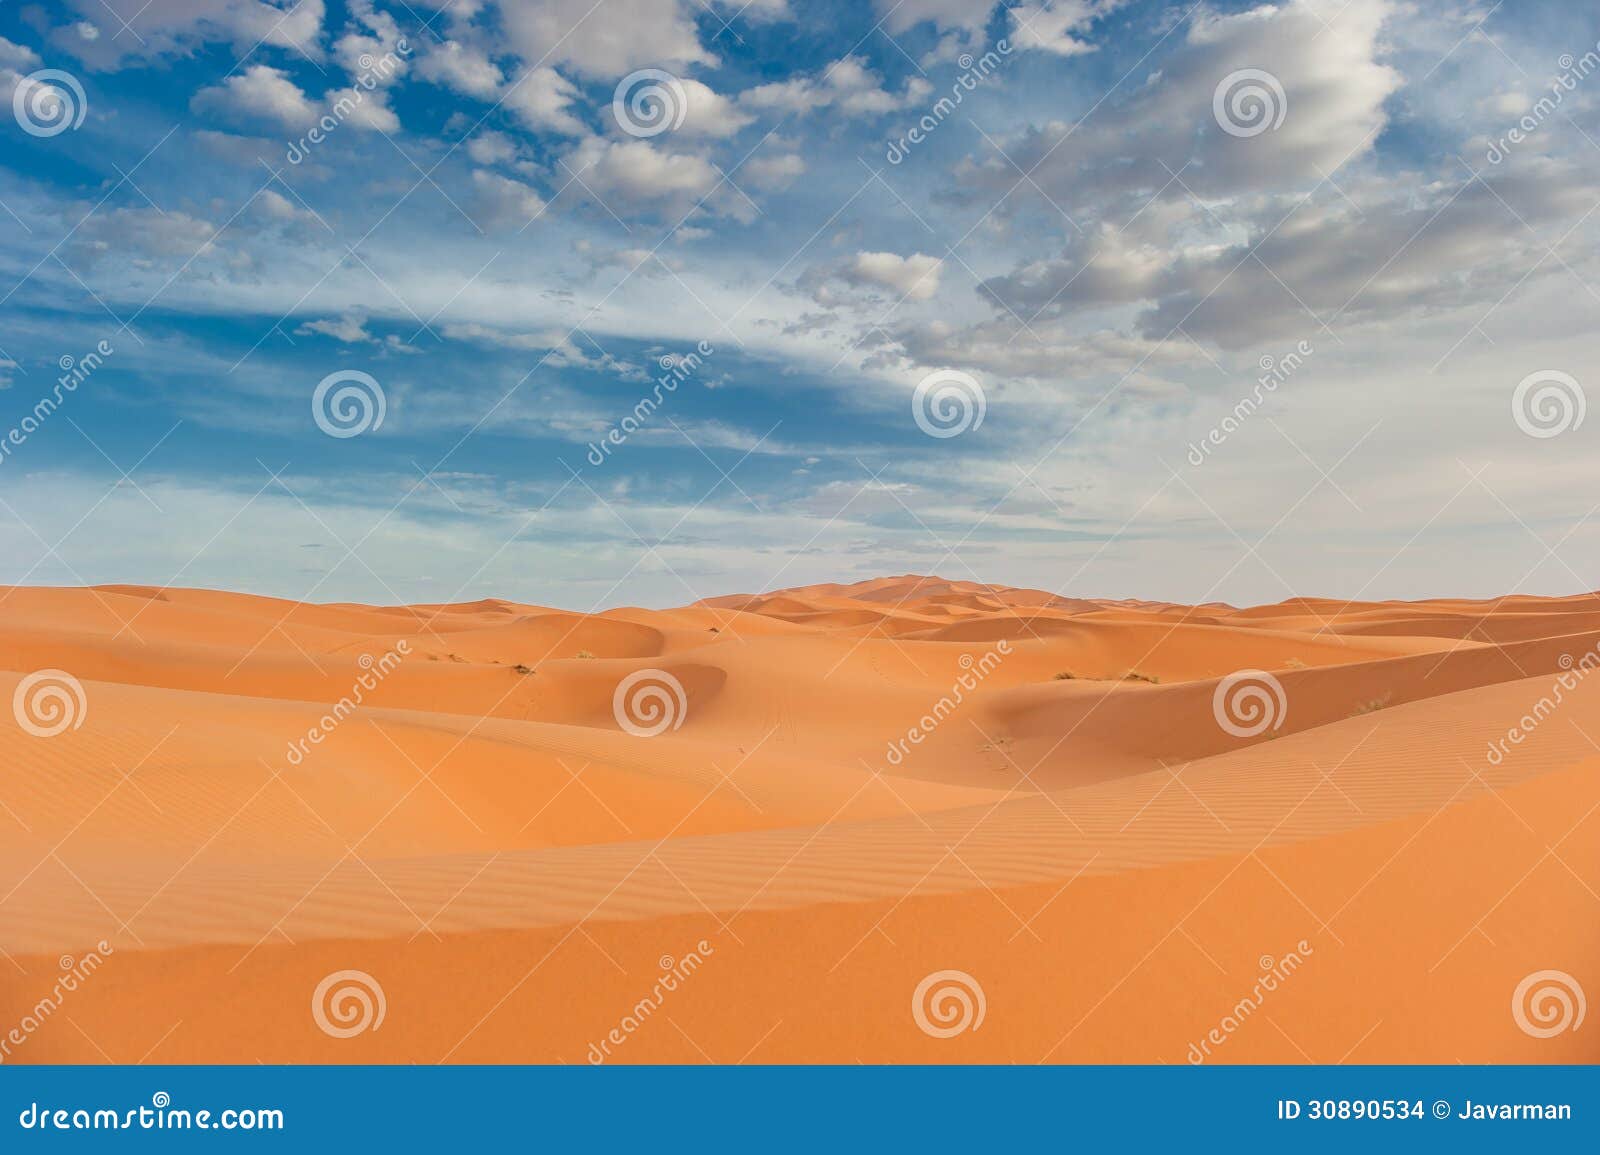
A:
1 0 1597 609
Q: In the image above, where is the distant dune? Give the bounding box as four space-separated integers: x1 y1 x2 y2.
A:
1 576 1596 1064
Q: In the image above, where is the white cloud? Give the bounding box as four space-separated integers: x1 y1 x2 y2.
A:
563 136 720 208
743 152 805 190
668 78 755 138
495 0 714 78
415 39 504 100
0 35 41 71
844 252 944 300
1009 0 1117 56
325 85 400 131
502 67 586 135
470 169 548 230
296 314 373 342
192 65 317 128
742 55 931 117
466 129 517 165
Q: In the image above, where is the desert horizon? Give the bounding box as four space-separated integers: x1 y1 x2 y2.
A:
2 572 1597 1064
2 0 1598 1113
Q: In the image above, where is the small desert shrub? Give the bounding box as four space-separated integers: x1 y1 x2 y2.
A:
1283 657 1307 669
575 649 596 659
1124 671 1160 684
1351 693 1392 716
513 663 533 675
1053 671 1076 680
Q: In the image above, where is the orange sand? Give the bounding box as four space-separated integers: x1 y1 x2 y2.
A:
1 576 1596 1063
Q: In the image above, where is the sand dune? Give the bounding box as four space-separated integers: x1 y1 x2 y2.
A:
1 576 1596 1064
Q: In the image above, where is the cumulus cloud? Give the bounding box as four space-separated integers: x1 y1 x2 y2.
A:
502 67 586 135
494 0 713 78
469 169 548 230
1008 0 1119 56
562 136 720 211
296 314 373 342
415 39 503 100
957 0 1401 209
192 65 318 128
846 252 945 300
742 55 933 117
743 152 806 190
